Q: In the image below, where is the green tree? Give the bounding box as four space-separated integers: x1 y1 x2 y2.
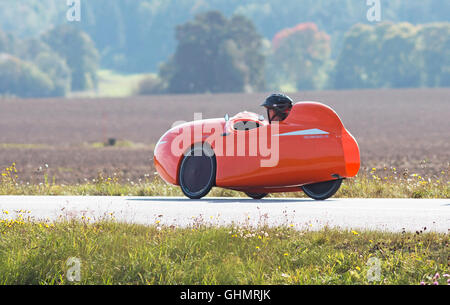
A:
2 0 450 73
378 23 422 88
333 22 425 89
161 11 265 94
15 38 52 61
267 23 331 91
0 54 54 98
418 23 450 87
14 38 71 96
0 28 14 54
34 53 71 96
333 24 380 89
41 25 99 91
136 75 166 95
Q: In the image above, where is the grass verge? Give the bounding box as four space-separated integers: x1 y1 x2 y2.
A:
0 216 448 285
69 70 154 98
1 163 448 197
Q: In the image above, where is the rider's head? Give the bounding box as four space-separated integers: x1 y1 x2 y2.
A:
261 93 293 123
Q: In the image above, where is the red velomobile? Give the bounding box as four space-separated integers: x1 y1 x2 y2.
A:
154 100 360 200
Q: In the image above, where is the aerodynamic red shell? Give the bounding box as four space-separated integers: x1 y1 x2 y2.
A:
153 102 360 193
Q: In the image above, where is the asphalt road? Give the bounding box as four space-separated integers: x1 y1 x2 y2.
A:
0 196 448 233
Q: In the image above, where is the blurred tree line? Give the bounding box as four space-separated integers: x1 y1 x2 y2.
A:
0 0 449 97
1 0 449 72
0 25 99 97
139 12 450 94
334 22 450 89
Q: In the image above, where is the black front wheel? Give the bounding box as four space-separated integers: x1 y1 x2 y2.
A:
179 145 216 199
301 179 343 200
245 192 268 199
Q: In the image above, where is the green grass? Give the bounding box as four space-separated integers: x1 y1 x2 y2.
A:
0 140 153 150
0 143 50 149
0 175 448 198
1 163 448 197
69 69 154 98
0 217 447 285
83 140 153 149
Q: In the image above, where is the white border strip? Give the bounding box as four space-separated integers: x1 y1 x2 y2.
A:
277 128 329 136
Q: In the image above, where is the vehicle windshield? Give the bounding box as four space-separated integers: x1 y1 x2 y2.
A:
233 120 260 131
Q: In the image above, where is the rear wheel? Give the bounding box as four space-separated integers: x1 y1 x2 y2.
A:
245 192 268 199
301 179 343 200
179 145 216 199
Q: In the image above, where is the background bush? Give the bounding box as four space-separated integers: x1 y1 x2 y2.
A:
41 25 99 91
0 54 54 98
136 75 166 95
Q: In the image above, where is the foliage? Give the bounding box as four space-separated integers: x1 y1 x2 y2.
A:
333 22 450 89
34 53 72 97
1 163 448 198
41 25 99 91
0 37 72 97
1 1 450 93
0 25 99 97
88 70 155 98
378 23 422 88
1 0 450 75
418 23 450 87
0 54 54 98
267 23 331 91
14 38 53 61
0 28 14 54
1 37 71 97
161 11 265 94
136 75 166 95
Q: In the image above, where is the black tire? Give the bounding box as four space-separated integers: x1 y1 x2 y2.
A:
245 192 268 199
301 179 343 200
179 144 216 199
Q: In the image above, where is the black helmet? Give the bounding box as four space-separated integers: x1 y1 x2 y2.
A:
261 93 293 122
